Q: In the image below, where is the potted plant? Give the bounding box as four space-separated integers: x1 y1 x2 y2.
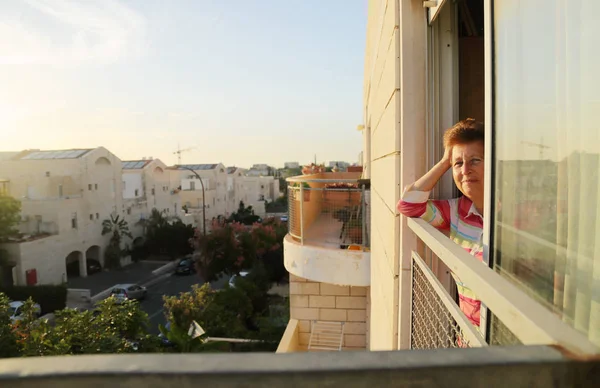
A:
324 182 361 204
291 182 311 201
301 163 326 175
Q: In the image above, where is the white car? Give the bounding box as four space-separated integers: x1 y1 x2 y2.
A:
110 284 147 303
9 301 41 323
228 271 250 288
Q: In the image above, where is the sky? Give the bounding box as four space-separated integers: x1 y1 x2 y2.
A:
0 0 366 168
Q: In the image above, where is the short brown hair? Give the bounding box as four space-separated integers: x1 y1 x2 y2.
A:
443 118 484 149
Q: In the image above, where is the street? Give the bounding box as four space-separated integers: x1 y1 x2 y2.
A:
140 272 229 334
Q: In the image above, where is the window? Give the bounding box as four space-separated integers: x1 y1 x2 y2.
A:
88 184 92 191
96 213 99 220
259 194 265 201
151 188 155 195
94 184 98 190
190 181 196 191
134 189 139 197
58 184 63 198
127 208 131 215
71 213 78 229
89 214 93 220
492 0 600 346
45 171 50 177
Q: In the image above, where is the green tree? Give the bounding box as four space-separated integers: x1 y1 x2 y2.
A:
0 195 21 240
102 215 132 269
0 294 19 358
228 201 260 225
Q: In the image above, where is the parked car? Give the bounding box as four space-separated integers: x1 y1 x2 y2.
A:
228 271 250 288
110 284 147 303
66 258 102 277
9 301 41 323
175 257 195 276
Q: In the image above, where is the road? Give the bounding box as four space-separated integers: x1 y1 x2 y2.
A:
140 273 229 334
67 261 164 295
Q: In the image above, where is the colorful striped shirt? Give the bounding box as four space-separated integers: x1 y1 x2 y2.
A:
397 190 484 327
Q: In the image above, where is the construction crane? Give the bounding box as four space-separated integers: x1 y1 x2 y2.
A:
173 145 197 165
521 139 551 160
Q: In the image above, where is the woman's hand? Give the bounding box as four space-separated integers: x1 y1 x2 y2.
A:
406 146 453 193
441 146 452 170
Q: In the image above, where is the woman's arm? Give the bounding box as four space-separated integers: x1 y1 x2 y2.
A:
397 148 452 229
406 148 451 192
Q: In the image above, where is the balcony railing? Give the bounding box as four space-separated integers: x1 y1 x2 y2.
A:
287 175 370 251
406 218 599 355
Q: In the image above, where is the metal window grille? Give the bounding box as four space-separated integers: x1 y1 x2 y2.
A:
410 252 486 349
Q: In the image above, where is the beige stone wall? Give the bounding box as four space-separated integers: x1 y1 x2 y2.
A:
289 274 368 351
363 0 427 350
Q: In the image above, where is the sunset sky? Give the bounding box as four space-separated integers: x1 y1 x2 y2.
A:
0 0 366 167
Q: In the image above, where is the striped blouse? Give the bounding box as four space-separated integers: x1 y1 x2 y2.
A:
397 190 484 327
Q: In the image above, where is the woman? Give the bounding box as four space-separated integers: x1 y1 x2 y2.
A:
397 118 485 328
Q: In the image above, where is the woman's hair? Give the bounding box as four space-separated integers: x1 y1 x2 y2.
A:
443 118 484 149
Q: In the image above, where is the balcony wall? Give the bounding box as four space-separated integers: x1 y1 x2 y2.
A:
284 174 370 287
0 346 597 387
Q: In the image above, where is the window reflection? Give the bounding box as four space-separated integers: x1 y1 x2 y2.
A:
493 0 600 346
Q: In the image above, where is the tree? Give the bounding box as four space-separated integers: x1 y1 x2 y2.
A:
0 294 19 358
228 201 260 225
102 215 132 269
0 294 161 357
0 195 21 240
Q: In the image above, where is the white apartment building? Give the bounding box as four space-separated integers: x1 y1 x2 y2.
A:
284 162 300 169
121 159 180 240
0 148 123 285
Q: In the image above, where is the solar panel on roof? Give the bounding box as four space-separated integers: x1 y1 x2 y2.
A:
21 149 89 160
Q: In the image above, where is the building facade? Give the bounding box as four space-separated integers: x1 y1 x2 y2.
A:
0 148 123 285
278 0 599 356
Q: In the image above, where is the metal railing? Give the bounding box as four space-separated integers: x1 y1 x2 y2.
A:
287 178 370 250
407 217 599 356
411 252 486 349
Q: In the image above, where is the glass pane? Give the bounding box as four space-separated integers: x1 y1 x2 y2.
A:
493 0 600 346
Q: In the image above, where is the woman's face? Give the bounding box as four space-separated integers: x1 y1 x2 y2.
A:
451 141 485 206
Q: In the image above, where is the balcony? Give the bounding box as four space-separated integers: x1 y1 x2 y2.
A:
284 173 370 287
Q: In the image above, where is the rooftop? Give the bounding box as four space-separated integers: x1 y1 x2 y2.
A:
12 149 93 161
173 164 218 171
122 160 153 170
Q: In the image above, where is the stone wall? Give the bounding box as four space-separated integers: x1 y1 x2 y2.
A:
288 274 368 350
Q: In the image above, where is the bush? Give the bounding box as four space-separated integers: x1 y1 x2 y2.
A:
0 284 67 314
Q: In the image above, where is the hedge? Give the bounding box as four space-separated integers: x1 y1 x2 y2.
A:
0 284 67 315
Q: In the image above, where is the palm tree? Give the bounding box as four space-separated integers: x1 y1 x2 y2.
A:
102 214 133 244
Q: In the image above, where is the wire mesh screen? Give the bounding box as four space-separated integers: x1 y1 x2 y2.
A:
305 187 365 248
411 256 472 349
288 187 300 238
287 183 367 249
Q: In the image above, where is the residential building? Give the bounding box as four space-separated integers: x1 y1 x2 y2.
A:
246 163 275 177
171 163 230 229
328 161 350 170
236 175 280 218
0 148 123 285
121 158 180 239
284 162 300 169
278 0 599 361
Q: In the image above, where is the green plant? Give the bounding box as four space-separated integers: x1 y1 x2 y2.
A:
0 284 67 314
0 195 21 241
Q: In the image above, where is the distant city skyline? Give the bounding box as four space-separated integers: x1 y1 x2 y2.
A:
0 0 366 167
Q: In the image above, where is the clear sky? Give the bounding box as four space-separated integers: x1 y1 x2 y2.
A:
0 0 366 168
